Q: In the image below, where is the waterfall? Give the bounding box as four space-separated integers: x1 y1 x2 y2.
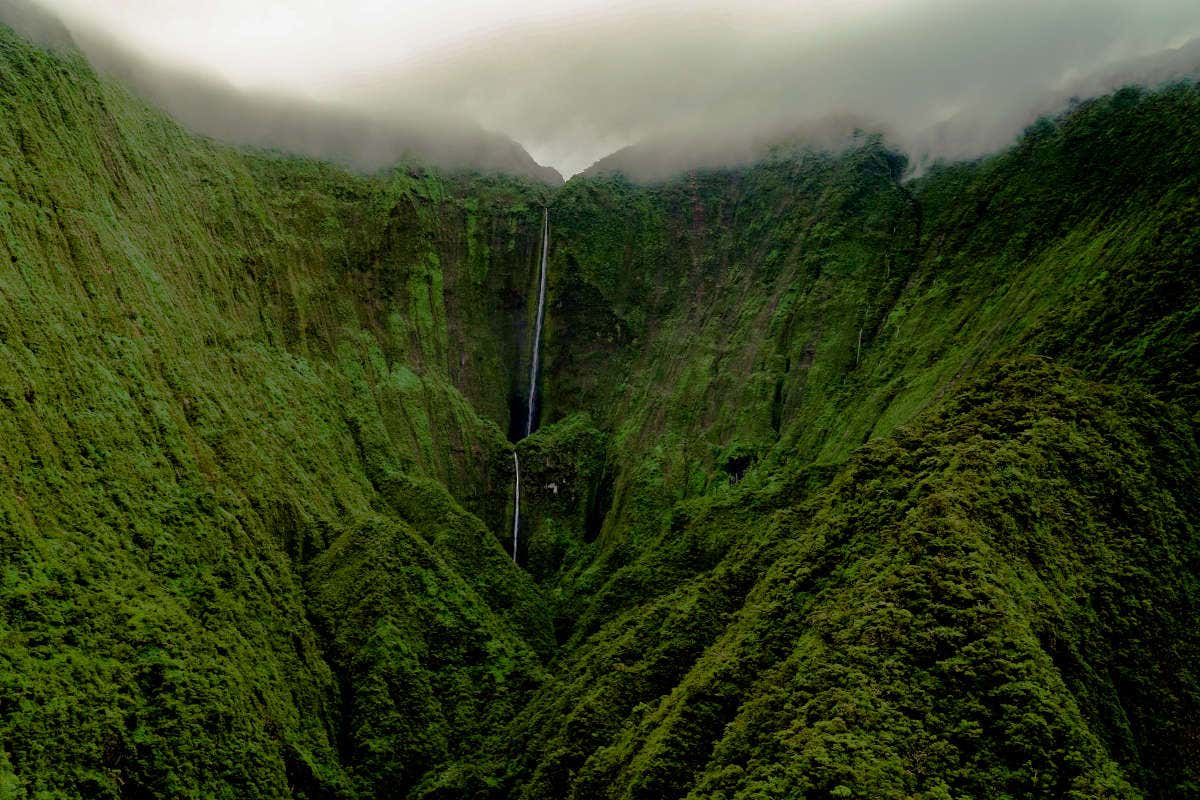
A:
512 209 549 566
526 208 550 438
511 450 520 563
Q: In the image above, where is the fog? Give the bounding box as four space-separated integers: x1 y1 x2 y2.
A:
7 0 1200 181
0 0 563 182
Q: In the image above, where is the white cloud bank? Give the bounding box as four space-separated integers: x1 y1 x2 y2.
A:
17 0 1200 178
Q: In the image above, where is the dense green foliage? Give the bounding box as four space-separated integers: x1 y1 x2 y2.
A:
1 22 1198 800
0 25 552 798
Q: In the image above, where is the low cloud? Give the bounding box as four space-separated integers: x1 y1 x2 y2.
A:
7 0 1200 180
0 0 563 182
352 0 1200 177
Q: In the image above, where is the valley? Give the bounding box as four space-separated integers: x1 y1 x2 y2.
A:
0 20 1198 799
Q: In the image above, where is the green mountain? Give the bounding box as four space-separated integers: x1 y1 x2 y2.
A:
1 20 1198 800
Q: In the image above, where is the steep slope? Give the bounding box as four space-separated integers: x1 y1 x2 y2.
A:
496 362 1197 800
0 0 563 184
1 17 1198 800
0 23 554 798
488 86 1200 798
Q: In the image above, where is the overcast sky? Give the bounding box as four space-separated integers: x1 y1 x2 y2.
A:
33 0 1200 176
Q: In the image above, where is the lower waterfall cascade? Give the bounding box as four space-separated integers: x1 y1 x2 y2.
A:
512 208 550 564
511 450 520 563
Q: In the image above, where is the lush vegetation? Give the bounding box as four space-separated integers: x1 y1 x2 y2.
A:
1 21 1197 800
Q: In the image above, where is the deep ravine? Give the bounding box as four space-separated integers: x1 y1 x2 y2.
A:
2 16 1198 793
512 207 551 563
527 208 550 438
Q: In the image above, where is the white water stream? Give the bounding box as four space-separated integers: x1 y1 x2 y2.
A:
511 450 521 563
526 209 550 437
512 209 550 564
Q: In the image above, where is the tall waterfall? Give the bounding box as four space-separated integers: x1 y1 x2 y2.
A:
526 208 550 438
511 451 520 563
512 209 550 564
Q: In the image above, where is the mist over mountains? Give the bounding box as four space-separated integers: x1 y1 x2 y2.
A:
0 0 563 183
1 5 1199 798
6 0 1200 181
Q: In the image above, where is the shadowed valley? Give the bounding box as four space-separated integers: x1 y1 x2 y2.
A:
0 19 1198 800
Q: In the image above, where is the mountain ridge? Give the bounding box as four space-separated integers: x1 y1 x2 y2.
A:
0 0 564 185
0 18 1197 800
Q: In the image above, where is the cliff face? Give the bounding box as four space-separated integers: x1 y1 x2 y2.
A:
0 23 555 798
508 88 1200 800
0 20 1198 800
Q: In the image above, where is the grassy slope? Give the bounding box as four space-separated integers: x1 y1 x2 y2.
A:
500 362 1197 800
496 87 1200 799
1 21 1198 800
0 26 554 799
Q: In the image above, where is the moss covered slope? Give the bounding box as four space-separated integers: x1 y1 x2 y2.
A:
0 25 553 799
500 86 1200 799
1 20 1198 800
